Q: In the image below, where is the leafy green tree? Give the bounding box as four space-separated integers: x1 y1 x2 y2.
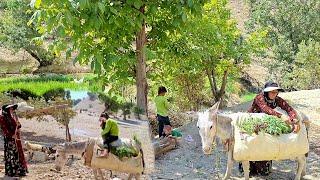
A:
284 39 320 90
247 0 320 86
153 0 266 103
0 0 54 67
30 0 208 114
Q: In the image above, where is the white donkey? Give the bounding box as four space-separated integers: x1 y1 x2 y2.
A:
197 101 308 180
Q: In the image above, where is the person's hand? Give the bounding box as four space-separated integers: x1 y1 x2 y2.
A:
17 121 22 128
292 124 301 133
280 114 289 121
290 118 299 124
280 114 290 124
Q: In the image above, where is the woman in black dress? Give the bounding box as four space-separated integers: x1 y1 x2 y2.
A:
0 104 28 177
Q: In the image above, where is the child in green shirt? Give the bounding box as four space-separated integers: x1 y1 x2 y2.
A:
154 86 171 137
99 112 119 157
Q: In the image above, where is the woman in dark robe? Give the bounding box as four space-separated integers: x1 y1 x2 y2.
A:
0 104 28 177
239 82 299 176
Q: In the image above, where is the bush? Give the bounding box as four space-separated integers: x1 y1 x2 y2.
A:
133 106 144 119
98 93 120 112
283 39 320 90
120 102 134 120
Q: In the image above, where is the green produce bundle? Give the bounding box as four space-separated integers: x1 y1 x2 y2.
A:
237 115 292 135
111 146 138 159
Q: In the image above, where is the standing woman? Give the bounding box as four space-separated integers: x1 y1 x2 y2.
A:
0 104 28 177
239 81 299 176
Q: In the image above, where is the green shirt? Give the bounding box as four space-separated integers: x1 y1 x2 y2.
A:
171 129 182 137
154 95 170 117
101 119 119 137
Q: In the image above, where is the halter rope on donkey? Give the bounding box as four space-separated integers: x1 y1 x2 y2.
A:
197 101 309 180
54 138 145 180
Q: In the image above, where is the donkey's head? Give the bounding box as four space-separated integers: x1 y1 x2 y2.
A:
54 148 67 171
197 101 220 154
54 141 91 171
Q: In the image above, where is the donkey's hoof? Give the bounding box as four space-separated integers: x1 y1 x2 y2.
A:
223 175 230 180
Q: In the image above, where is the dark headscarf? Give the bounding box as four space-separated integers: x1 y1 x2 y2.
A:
262 82 283 108
1 104 19 136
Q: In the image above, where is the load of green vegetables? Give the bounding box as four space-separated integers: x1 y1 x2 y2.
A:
237 115 292 135
111 146 138 159
110 135 141 159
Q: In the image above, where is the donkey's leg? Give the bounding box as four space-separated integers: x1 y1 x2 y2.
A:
295 155 306 180
135 173 141 180
223 148 233 180
92 168 99 180
301 158 307 176
242 161 250 180
97 168 104 179
128 173 134 180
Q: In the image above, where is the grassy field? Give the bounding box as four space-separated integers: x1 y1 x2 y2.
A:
0 74 98 96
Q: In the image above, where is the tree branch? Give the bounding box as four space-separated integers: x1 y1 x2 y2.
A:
206 68 216 98
218 70 229 100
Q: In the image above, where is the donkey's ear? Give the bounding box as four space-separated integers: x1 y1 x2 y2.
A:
209 101 220 114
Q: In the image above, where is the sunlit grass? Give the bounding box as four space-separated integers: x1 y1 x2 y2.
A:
0 74 100 96
240 93 256 103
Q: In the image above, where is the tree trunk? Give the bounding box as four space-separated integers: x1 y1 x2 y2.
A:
206 68 229 103
217 70 229 101
153 137 178 158
135 6 148 116
25 48 53 67
66 124 71 142
206 69 216 99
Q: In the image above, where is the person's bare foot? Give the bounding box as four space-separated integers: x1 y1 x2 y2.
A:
99 150 109 157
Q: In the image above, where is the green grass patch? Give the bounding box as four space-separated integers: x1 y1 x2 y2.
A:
240 93 256 103
0 81 85 96
0 74 72 83
0 74 100 96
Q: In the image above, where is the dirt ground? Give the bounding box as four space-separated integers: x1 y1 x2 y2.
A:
0 89 319 179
